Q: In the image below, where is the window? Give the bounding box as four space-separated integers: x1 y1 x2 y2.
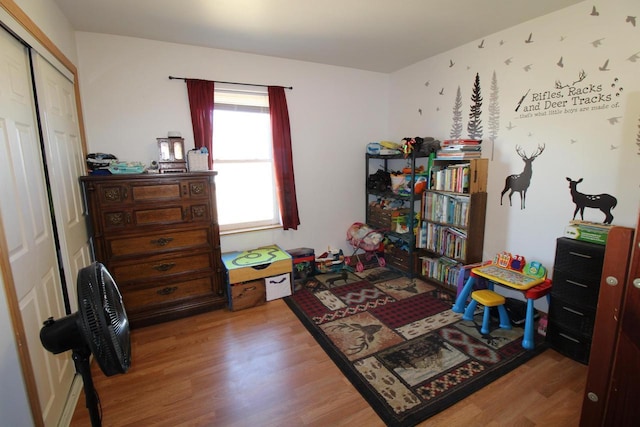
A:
212 87 280 232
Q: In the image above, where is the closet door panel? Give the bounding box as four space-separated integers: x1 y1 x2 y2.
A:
0 29 73 427
33 53 91 314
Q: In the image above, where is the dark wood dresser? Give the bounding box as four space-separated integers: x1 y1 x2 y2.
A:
80 172 226 327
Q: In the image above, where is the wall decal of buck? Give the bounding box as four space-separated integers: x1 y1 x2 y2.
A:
566 177 617 224
500 144 545 209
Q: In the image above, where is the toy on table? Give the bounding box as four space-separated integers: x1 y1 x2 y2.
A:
524 261 546 278
494 251 512 268
510 255 526 272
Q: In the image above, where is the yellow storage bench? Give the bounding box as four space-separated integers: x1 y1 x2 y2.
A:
222 244 293 310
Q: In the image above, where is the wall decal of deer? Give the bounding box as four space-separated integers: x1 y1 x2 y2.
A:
566 177 617 224
500 144 545 209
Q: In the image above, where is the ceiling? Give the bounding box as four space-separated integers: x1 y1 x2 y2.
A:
53 0 583 73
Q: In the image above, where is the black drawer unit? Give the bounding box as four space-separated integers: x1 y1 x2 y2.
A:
546 237 605 364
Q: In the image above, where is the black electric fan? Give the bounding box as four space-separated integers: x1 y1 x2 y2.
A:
40 262 131 427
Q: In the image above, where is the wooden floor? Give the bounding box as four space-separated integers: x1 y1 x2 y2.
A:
70 299 588 427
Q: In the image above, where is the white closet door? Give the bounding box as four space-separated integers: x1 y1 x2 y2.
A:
0 29 74 426
32 53 91 314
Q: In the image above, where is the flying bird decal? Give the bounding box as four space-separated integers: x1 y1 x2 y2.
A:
627 16 637 26
557 56 564 67
505 57 513 65
523 64 533 72
449 59 455 67
590 6 599 16
627 52 640 62
607 116 622 124
478 39 485 48
525 33 533 44
599 59 610 71
591 38 604 47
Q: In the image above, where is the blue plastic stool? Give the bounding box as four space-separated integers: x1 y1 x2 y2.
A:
463 289 511 334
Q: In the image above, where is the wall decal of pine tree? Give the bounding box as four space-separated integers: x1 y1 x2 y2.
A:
468 72 483 139
450 86 463 139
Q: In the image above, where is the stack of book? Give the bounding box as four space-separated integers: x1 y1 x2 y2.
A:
436 139 482 159
564 220 612 245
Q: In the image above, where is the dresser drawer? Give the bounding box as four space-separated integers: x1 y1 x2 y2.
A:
551 270 600 308
100 204 211 231
108 228 210 258
548 297 596 338
122 276 214 310
546 323 591 364
112 252 212 282
553 238 605 281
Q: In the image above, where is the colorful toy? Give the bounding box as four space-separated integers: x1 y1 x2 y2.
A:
345 222 386 272
494 251 512 268
510 255 526 272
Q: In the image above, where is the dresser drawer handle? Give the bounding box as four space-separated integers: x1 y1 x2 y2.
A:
150 237 174 247
157 286 178 296
562 306 585 316
566 279 588 288
559 332 580 343
568 251 592 259
152 262 176 272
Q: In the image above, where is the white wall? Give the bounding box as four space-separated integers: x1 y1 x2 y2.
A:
390 0 640 276
75 32 390 254
11 0 78 64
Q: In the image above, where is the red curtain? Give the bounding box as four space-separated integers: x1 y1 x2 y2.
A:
268 86 300 230
186 79 215 169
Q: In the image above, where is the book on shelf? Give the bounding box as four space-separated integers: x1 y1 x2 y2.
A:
435 150 482 159
440 145 482 152
441 139 482 146
422 192 469 227
422 222 467 259
429 164 471 193
419 255 461 290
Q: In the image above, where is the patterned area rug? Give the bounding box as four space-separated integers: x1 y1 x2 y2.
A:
284 268 547 427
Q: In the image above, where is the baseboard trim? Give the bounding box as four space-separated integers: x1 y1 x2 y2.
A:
57 374 82 427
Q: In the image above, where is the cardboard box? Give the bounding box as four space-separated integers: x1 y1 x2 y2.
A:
229 280 265 311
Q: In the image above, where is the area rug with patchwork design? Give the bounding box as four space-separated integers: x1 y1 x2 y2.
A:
284 268 547 427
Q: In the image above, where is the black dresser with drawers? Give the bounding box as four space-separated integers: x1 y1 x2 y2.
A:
546 237 606 364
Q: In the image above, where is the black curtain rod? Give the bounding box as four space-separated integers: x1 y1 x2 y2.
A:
168 75 292 90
